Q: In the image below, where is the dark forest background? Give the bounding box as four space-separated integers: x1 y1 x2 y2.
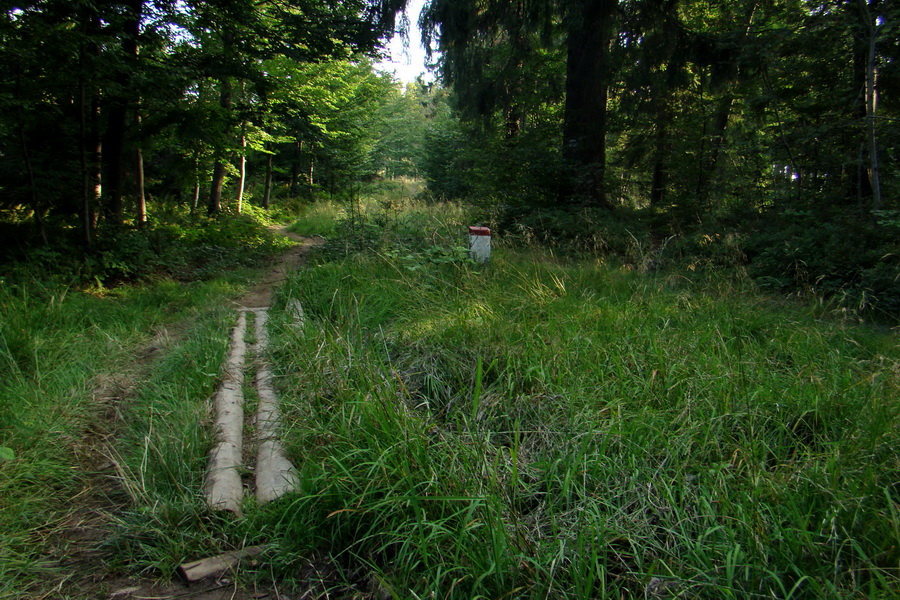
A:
1 0 897 317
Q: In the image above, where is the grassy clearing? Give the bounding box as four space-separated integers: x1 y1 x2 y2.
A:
61 198 897 599
261 203 898 598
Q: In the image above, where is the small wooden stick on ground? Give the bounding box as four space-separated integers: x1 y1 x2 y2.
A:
177 545 266 582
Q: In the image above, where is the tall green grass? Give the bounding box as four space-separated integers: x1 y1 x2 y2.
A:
60 199 896 599
261 206 898 598
0 272 257 597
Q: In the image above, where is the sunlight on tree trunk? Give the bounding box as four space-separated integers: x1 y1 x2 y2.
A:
208 78 233 215
135 109 146 228
237 125 247 214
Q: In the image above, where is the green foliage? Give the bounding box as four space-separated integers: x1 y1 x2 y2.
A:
0 269 252 595
257 205 899 598
1 204 291 288
743 209 900 317
416 0 899 318
0 0 409 246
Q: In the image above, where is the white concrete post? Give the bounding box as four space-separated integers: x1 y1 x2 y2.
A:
468 226 491 263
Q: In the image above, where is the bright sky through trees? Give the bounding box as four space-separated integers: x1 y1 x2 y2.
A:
375 0 433 83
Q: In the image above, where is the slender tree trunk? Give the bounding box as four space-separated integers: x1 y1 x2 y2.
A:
19 119 47 245
208 78 233 215
80 80 96 248
503 63 524 140
695 5 756 210
290 140 301 198
848 0 874 203
14 71 47 245
102 0 143 226
236 124 247 213
650 117 669 207
79 5 102 248
562 0 616 207
135 109 146 227
263 152 273 210
696 95 733 208
861 0 881 209
504 103 523 140
90 97 103 230
104 101 126 225
209 161 227 214
308 142 314 188
128 3 145 226
192 151 201 213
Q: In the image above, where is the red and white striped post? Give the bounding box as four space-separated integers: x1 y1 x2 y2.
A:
468 226 491 263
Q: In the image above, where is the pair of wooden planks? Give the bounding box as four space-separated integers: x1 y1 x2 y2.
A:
204 308 298 514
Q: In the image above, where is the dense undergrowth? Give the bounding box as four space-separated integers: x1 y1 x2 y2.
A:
482 203 900 322
0 202 292 289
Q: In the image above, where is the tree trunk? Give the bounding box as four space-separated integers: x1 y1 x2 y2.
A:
696 95 733 208
19 119 47 245
650 117 669 207
102 0 143 226
308 142 315 188
562 0 616 207
861 0 881 209
79 6 102 247
90 98 103 230
849 0 874 203
694 4 757 210
290 140 301 198
80 80 101 247
209 160 227 215
236 124 247 214
128 2 145 226
263 152 273 210
104 102 126 225
14 71 47 245
135 109 146 227
208 78 233 215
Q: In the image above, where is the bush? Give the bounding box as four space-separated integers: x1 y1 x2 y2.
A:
743 209 900 318
0 207 292 289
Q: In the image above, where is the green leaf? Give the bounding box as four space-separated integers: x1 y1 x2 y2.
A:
0 447 14 461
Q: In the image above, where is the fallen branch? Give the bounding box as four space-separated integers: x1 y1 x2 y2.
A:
177 545 266 582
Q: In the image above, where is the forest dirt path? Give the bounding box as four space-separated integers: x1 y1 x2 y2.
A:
237 227 323 309
62 228 323 600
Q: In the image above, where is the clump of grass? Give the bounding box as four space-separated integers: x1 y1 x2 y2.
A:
264 232 898 598
288 196 474 264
